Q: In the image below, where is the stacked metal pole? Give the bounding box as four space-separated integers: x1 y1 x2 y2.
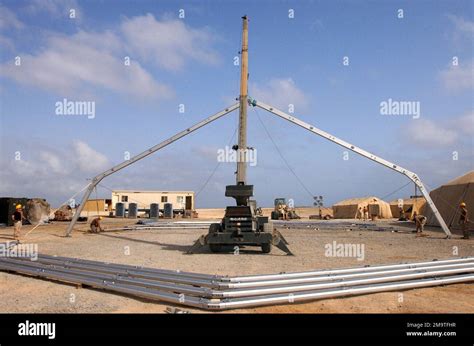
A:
0 255 472 310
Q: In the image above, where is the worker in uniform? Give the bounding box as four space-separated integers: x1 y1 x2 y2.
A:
11 204 25 241
278 204 287 220
90 216 104 233
363 206 368 221
284 205 291 219
413 212 427 236
459 202 470 239
398 206 406 221
357 207 362 220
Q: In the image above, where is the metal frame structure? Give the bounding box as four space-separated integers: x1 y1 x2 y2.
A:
0 254 472 310
65 15 451 239
251 99 452 238
65 98 452 238
65 103 239 236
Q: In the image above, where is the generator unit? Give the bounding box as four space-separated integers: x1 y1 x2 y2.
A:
206 185 274 253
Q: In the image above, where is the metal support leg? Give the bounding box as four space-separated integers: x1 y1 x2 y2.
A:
65 104 239 237
251 99 452 238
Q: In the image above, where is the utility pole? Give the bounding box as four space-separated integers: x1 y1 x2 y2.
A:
236 15 249 185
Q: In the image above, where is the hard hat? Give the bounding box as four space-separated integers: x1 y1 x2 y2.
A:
15 204 22 209
460 202 466 207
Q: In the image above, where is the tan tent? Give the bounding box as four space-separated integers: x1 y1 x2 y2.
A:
83 199 112 212
333 196 393 219
425 171 474 229
389 197 426 219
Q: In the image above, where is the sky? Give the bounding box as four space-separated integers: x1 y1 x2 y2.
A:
0 0 473 208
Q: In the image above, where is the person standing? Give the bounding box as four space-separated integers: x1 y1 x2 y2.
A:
278 204 287 220
398 206 406 221
459 202 470 239
11 204 25 241
363 206 368 221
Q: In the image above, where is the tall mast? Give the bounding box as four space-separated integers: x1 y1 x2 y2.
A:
236 15 249 185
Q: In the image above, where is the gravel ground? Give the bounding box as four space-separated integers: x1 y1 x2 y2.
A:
0 218 473 313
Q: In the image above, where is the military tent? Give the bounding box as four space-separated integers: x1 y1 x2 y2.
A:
332 196 393 219
425 171 474 229
389 197 426 219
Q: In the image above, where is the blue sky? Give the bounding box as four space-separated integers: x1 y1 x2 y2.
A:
0 0 473 208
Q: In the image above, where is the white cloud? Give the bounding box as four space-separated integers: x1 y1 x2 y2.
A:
439 15 474 91
40 151 67 174
250 78 309 112
0 31 173 100
404 111 474 148
5 140 109 177
404 118 459 148
9 158 39 178
120 14 220 71
0 139 112 204
448 14 474 37
0 135 233 207
439 60 474 91
25 0 82 19
0 5 23 51
73 30 123 52
0 13 221 99
73 140 109 173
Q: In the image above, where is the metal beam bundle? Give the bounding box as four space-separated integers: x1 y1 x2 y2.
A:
103 224 212 232
99 221 416 235
0 255 472 310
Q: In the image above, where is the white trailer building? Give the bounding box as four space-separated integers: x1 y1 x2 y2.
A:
111 190 194 210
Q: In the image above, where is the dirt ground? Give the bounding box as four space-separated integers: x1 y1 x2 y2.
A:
0 217 473 313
